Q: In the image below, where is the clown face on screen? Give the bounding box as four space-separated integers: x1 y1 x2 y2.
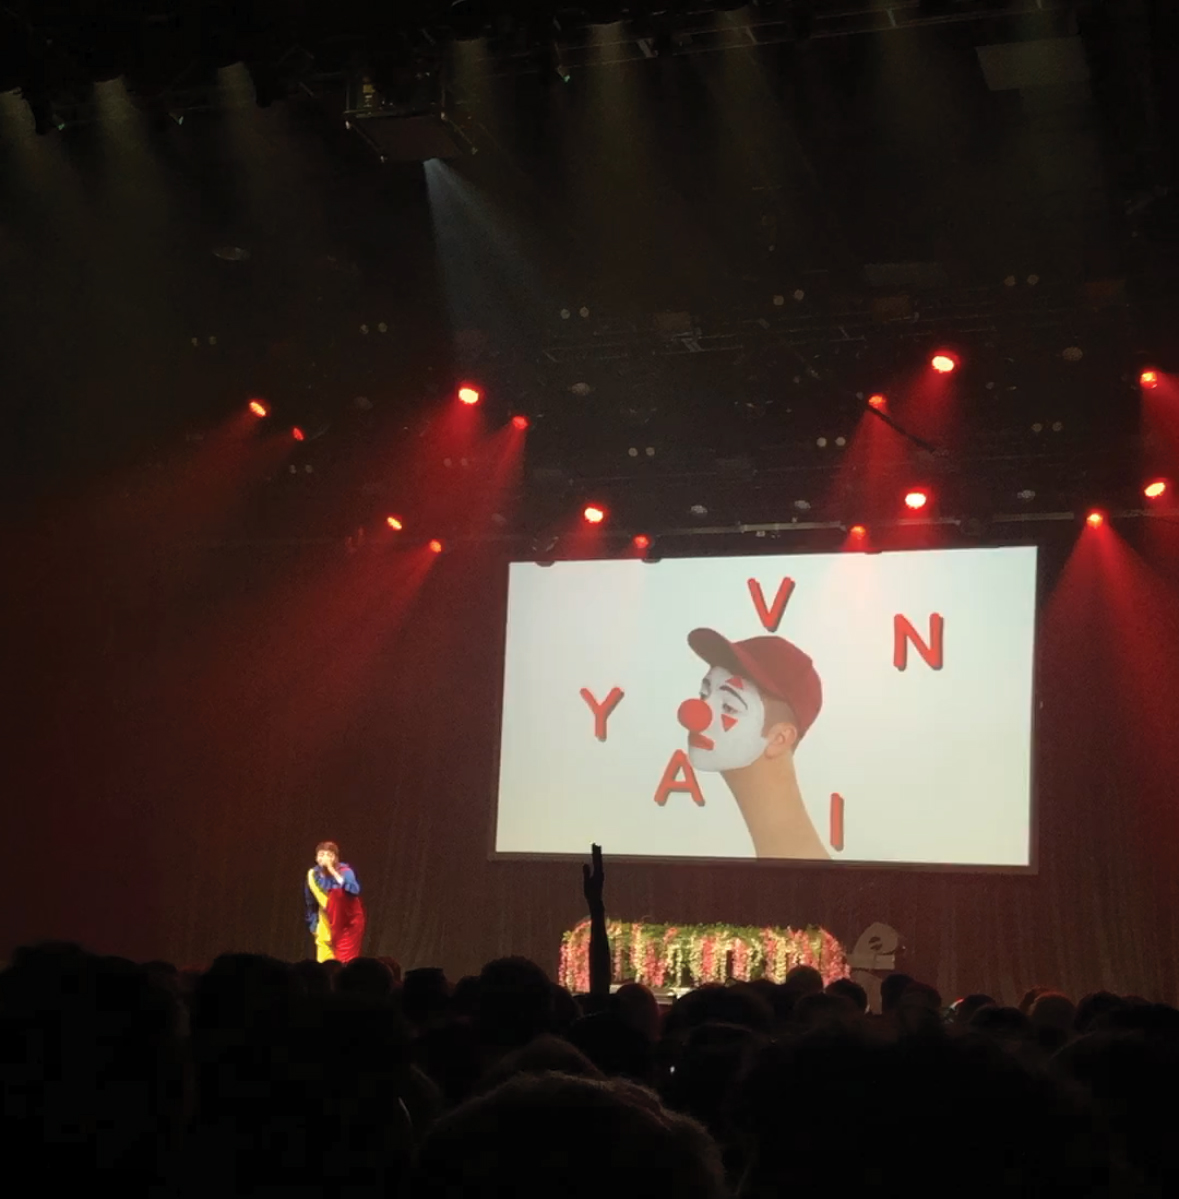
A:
678 627 828 861
685 666 773 772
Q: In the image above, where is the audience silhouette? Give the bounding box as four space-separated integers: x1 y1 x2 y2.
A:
0 852 1171 1197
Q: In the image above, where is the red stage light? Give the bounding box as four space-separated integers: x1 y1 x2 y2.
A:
292 427 305 441
904 489 929 511
633 534 650 550
931 353 957 374
1144 480 1167 499
583 505 606 525
849 524 867 538
1086 510 1105 528
386 516 404 531
511 414 530 430
457 385 481 405
1140 369 1160 389
868 394 886 410
429 538 443 553
248 400 269 417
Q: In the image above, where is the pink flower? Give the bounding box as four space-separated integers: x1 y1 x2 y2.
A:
733 938 750 981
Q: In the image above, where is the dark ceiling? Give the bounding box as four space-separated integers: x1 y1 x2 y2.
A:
2 0 1177 543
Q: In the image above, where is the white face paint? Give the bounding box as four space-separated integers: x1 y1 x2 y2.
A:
687 665 768 772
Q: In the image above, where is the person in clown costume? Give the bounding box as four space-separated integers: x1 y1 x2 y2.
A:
304 841 366 962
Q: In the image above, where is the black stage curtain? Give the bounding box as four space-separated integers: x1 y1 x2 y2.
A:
6 519 1179 1007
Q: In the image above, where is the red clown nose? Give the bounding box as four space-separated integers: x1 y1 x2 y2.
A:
678 698 713 733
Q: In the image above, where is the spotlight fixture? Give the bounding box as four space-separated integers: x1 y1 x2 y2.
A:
1086 511 1105 528
429 538 444 553
1144 480 1168 500
248 400 269 417
386 516 404 530
1140 369 1160 389
849 524 867 539
904 489 929 511
292 427 305 441
511 414 530 430
633 534 651 550
868 394 887 410
583 505 606 525
533 534 560 566
931 353 957 374
457 385 481 405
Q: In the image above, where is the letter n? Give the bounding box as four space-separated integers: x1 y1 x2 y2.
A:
893 614 944 671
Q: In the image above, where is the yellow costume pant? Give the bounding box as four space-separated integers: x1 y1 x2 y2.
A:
308 868 335 961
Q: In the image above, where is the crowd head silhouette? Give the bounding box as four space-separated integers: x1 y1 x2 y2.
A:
2 885 1175 1198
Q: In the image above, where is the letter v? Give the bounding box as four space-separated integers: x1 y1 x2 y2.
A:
747 578 795 632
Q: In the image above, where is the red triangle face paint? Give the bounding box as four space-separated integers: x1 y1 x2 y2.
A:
721 714 737 732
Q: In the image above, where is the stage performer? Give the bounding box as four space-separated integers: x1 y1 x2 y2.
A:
304 841 366 963
678 629 828 861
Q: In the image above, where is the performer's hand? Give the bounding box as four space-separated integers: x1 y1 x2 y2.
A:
582 843 605 911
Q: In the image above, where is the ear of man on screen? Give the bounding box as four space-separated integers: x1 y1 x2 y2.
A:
761 696 801 758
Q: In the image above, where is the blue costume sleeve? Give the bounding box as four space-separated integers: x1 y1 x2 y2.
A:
339 865 361 895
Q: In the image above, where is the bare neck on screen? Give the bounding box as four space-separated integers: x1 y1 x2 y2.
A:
723 754 829 861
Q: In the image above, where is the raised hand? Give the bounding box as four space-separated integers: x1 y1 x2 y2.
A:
582 844 610 997
582 843 605 910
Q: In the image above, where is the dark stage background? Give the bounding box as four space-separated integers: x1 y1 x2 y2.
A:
4 5 1179 1004
7 512 1179 1005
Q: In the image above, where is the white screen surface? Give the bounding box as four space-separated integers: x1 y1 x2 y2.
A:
494 547 1037 867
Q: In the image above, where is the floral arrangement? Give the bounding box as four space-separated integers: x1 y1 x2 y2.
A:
558 919 849 994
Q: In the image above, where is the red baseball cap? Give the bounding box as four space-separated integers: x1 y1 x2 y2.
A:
687 628 822 739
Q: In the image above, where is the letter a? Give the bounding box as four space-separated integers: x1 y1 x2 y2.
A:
893 614 944 671
654 750 706 807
